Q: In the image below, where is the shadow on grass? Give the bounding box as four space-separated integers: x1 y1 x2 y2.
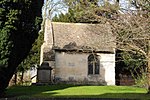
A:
4 85 150 100
5 84 76 98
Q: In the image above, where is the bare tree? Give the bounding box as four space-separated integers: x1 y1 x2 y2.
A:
110 14 150 93
40 0 67 33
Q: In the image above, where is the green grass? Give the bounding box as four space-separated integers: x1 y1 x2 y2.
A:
6 85 150 99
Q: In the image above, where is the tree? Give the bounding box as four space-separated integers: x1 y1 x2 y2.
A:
110 14 150 92
52 9 77 22
0 0 43 95
22 31 44 68
110 0 150 93
53 0 119 23
41 0 67 31
13 30 44 85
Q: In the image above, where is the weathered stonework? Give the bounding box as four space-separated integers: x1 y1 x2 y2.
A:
40 19 116 85
54 51 115 85
40 19 54 64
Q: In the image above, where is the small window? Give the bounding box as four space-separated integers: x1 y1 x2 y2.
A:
88 54 100 75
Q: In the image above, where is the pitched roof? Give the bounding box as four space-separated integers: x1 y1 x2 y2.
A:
51 22 115 52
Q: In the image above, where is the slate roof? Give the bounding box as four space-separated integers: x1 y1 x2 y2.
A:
51 22 116 53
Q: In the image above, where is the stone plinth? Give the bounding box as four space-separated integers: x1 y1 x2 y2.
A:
37 62 52 84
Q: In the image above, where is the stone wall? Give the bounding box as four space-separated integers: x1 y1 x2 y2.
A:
54 52 115 85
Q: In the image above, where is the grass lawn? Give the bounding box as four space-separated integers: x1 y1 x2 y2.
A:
5 84 150 99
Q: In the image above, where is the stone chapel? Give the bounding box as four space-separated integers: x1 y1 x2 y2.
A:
38 19 116 85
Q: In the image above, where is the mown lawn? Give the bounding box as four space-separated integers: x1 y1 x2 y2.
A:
5 85 150 99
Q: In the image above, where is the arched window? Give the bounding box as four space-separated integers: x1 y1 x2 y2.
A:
88 54 100 75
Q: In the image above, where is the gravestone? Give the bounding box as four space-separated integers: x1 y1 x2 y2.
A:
37 62 52 84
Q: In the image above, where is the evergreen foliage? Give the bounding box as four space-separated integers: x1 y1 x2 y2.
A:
52 0 119 23
18 31 44 72
0 0 43 95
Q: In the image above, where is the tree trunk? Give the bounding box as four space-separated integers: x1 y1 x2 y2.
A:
0 66 16 97
147 40 150 94
21 70 24 85
14 72 17 85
